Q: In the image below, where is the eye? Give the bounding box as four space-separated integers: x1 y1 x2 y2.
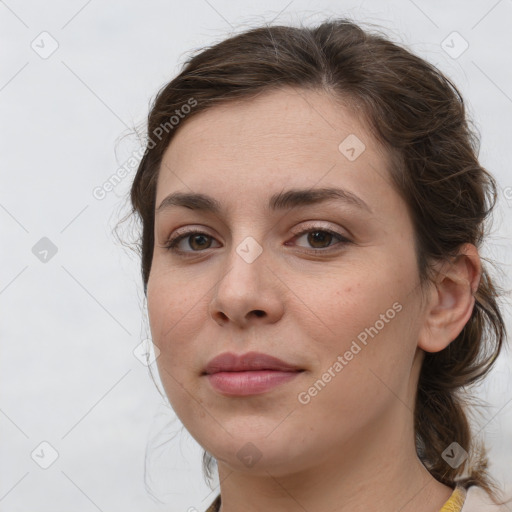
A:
163 225 350 256
287 226 351 252
163 229 220 254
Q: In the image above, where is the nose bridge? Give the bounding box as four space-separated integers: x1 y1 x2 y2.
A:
209 229 284 326
224 210 268 274
218 232 266 300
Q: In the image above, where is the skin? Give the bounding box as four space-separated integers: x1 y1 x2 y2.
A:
146 88 481 512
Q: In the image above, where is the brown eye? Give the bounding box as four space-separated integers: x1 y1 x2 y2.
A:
291 228 350 252
164 230 219 253
187 234 213 251
306 230 334 249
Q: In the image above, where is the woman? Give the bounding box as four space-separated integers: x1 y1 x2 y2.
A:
127 18 509 511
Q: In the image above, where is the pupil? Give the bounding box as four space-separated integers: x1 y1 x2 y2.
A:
308 231 331 248
191 234 210 250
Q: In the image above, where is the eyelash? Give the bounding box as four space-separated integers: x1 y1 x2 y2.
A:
163 226 351 256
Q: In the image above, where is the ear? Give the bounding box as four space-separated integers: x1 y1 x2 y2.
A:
418 243 481 353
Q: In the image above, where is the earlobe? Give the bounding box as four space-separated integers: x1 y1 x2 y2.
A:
417 244 481 354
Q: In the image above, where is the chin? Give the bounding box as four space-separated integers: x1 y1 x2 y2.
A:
207 432 319 478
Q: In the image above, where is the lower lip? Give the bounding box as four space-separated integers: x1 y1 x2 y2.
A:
206 370 302 396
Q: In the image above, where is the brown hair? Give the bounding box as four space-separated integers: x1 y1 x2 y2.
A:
126 18 507 499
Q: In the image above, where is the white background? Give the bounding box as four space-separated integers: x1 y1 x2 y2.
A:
1 1 511 511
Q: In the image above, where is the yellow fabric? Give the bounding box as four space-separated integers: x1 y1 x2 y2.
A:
205 484 467 511
439 485 467 512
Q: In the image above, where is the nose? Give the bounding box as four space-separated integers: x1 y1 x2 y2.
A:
208 242 285 328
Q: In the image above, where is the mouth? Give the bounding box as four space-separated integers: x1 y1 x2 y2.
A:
203 351 304 396
203 351 303 374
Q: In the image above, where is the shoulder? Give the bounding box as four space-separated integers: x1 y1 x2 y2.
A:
461 486 511 512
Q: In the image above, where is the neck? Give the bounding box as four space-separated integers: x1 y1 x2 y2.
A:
215 399 452 512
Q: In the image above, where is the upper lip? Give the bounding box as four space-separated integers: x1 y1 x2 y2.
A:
203 351 303 374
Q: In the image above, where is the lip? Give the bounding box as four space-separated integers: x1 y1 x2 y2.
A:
203 351 302 374
203 351 304 396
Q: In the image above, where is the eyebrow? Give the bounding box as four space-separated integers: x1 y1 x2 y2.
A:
155 187 372 215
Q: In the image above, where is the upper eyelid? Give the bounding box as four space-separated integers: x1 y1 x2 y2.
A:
165 221 348 241
166 219 349 237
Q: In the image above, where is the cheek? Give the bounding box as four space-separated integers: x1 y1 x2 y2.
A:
296 266 418 403
147 280 200 419
297 265 408 350
146 269 207 379
294 309 418 448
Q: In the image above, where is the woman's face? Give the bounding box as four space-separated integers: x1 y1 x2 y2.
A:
147 88 428 476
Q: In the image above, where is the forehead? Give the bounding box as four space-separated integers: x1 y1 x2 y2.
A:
155 88 392 211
